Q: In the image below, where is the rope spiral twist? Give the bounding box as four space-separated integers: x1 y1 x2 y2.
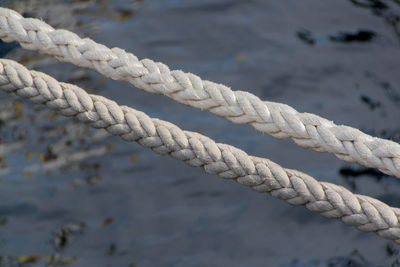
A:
1 58 400 243
0 8 399 178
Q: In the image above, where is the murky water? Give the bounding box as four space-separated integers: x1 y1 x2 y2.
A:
0 0 400 266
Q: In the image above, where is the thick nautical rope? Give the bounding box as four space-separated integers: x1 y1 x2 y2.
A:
1 58 400 244
0 8 399 179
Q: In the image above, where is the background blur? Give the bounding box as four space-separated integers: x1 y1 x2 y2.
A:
0 0 400 266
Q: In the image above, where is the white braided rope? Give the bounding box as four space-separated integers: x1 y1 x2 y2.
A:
1 58 400 244
0 8 399 179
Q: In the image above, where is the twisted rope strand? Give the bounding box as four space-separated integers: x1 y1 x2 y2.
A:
0 8 399 178
1 58 400 243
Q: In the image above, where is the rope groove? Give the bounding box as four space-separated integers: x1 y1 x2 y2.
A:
1 58 400 243
0 7 399 178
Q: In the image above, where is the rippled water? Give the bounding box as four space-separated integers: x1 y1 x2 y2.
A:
0 0 400 266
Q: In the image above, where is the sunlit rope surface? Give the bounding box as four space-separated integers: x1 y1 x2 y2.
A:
0 7 399 178
0 58 400 243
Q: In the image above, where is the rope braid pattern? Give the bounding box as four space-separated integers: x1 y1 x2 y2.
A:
0 8 399 179
1 58 400 243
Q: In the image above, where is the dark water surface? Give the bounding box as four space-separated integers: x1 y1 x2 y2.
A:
0 0 400 266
